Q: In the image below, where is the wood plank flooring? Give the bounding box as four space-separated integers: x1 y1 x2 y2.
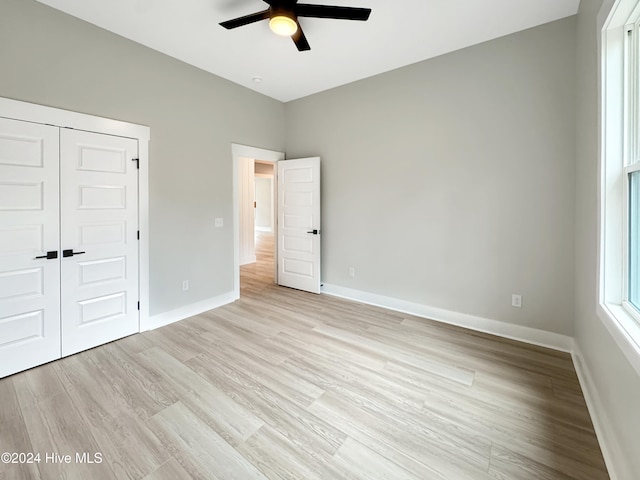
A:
0 232 609 479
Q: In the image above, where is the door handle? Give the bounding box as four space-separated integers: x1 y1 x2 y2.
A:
34 251 58 260
63 249 86 257
307 229 319 235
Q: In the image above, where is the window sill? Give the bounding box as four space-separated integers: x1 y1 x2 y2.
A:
597 302 640 377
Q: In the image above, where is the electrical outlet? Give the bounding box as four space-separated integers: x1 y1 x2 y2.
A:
511 294 522 308
214 218 223 228
182 280 189 291
349 266 356 277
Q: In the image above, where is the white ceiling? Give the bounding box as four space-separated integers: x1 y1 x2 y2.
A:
35 0 580 102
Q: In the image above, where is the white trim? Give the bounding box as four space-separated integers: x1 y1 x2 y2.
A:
598 0 640 377
146 291 237 330
597 303 640 376
240 255 257 266
572 344 632 480
231 143 284 298
322 284 573 352
138 135 151 330
0 97 150 140
0 96 151 333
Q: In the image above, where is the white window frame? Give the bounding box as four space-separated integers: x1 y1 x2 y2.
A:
600 0 640 377
621 22 640 320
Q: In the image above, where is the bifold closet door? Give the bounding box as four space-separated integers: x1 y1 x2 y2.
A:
60 129 140 357
0 118 61 378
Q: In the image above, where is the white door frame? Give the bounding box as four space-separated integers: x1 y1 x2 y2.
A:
0 97 151 330
232 143 284 298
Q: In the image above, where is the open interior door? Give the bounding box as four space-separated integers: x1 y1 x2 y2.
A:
277 157 321 293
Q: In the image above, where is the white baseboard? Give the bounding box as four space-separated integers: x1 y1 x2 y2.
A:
572 344 630 480
240 255 257 266
145 291 238 331
321 283 574 352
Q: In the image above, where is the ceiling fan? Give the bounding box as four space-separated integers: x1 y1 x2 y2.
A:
219 0 372 52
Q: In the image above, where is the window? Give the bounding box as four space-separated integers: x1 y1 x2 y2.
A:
600 0 640 375
629 170 640 309
623 20 640 318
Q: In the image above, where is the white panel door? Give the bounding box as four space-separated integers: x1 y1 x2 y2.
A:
0 118 61 377
277 157 321 294
60 129 139 356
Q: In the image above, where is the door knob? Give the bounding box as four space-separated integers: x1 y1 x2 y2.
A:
34 251 58 260
63 249 86 257
306 229 319 235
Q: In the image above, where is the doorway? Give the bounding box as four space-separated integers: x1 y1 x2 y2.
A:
243 161 276 292
232 144 284 298
232 145 322 297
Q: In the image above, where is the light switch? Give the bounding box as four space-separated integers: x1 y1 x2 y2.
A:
215 218 223 228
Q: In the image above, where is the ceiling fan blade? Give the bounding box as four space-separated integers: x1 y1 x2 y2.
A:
292 22 311 51
296 4 371 21
219 9 270 29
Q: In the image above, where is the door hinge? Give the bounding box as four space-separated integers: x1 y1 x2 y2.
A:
137 301 140 311
137 230 140 240
132 158 139 169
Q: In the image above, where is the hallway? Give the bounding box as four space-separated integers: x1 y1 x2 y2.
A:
240 231 276 294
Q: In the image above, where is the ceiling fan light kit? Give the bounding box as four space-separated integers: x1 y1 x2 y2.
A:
220 0 371 51
269 15 298 36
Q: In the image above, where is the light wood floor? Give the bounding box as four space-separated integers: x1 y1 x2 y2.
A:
0 231 609 479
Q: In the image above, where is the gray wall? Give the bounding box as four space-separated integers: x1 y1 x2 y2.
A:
0 0 285 316
286 18 577 336
575 0 640 477
255 177 273 230
3 2 639 474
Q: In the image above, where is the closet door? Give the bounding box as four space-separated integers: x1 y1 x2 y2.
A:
60 129 139 356
0 118 61 378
